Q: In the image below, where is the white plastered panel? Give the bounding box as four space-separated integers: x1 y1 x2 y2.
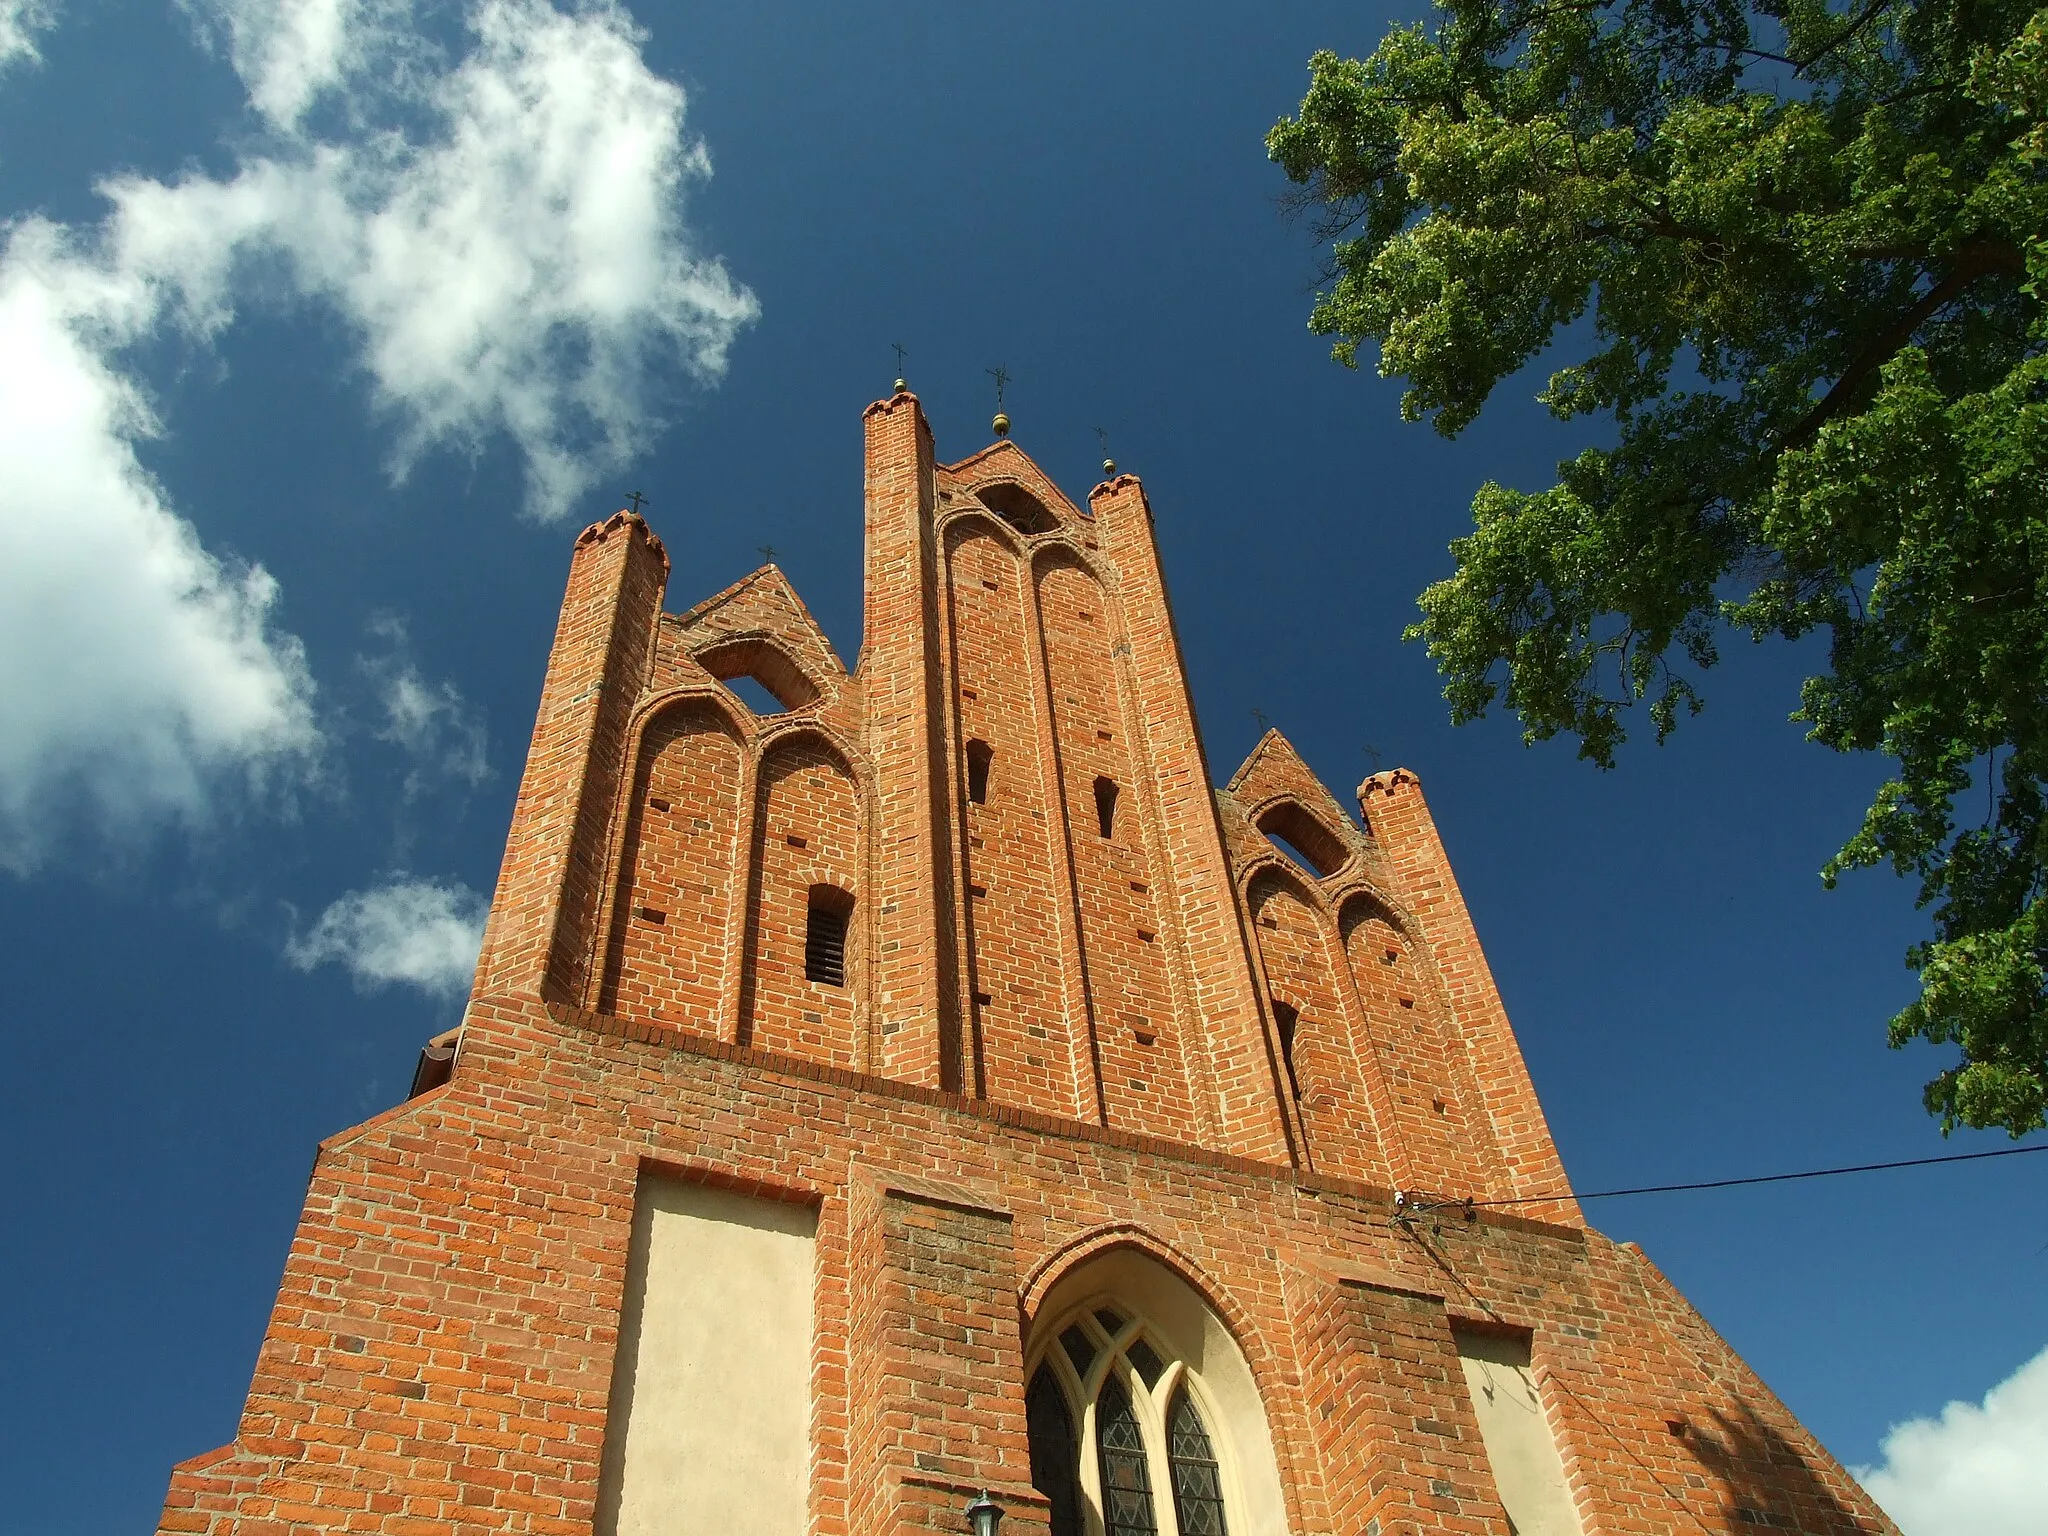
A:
598 1178 818 1536
1454 1329 1584 1536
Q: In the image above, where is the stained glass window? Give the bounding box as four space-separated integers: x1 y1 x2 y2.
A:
1095 1374 1159 1536
1166 1388 1228 1536
1126 1336 1167 1389
1060 1324 1098 1376
1027 1365 1083 1536
1036 1305 1243 1536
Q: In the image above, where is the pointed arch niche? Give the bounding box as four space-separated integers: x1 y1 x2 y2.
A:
600 701 745 1024
694 636 823 715
738 732 865 1066
1026 1248 1286 1536
1338 892 1496 1194
1247 870 1388 1185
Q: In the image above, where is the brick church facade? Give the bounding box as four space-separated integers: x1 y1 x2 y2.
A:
160 392 1896 1536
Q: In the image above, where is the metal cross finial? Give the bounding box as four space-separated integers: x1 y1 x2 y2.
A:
758 544 779 564
1362 743 1383 774
625 490 650 515
986 365 1010 407
1096 425 1116 477
892 342 909 378
1251 708 1270 732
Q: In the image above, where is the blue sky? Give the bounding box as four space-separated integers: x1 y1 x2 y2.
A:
0 2 2040 1531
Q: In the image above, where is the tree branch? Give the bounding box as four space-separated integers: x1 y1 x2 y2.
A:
1792 0 1894 75
1781 239 2027 448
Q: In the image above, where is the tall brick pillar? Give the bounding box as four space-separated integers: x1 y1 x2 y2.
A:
863 392 965 1087
847 1177 1050 1536
1089 474 1290 1162
1283 1262 1513 1536
471 510 669 1009
1361 769 1580 1223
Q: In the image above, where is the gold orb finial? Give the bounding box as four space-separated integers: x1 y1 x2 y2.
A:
893 378 907 393
992 410 1011 438
1102 457 1117 476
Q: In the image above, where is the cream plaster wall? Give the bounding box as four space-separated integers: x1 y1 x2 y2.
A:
1454 1329 1584 1536
597 1177 818 1536
1036 1248 1289 1536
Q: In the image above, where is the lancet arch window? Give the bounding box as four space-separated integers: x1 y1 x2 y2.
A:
1253 800 1349 880
979 481 1059 536
1026 1303 1235 1536
694 636 823 716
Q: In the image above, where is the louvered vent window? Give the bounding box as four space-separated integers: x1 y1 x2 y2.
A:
804 886 851 986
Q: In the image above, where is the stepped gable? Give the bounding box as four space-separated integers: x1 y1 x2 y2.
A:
158 391 1899 1536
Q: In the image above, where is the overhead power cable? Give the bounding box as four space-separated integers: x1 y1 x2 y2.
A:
1403 1141 2048 1212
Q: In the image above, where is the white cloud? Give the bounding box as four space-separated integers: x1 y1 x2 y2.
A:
128 0 759 518
0 218 320 873
287 875 487 996
0 0 748 864
1856 1344 2048 1536
0 0 57 70
360 615 490 792
202 0 389 128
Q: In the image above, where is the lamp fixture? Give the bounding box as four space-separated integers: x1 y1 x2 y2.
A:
965 1489 1004 1536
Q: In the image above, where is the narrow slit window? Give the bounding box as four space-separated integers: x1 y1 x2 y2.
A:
967 739 993 804
1167 1387 1229 1536
1094 776 1119 839
804 886 852 986
1271 999 1302 1102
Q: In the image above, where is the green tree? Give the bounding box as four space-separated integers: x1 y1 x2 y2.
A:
1269 0 2047 1134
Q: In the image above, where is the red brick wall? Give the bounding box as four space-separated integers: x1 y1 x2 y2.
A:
1247 870 1392 1184
599 702 745 1029
1035 554 1197 1143
1338 896 1506 1199
863 395 963 1088
473 511 667 1007
739 733 864 1066
1361 770 1579 1223
1089 477 1289 1164
160 998 1896 1536
160 399 1895 1536
944 521 1088 1119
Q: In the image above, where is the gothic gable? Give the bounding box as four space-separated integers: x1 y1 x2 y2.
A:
657 564 849 704
1222 729 1371 883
